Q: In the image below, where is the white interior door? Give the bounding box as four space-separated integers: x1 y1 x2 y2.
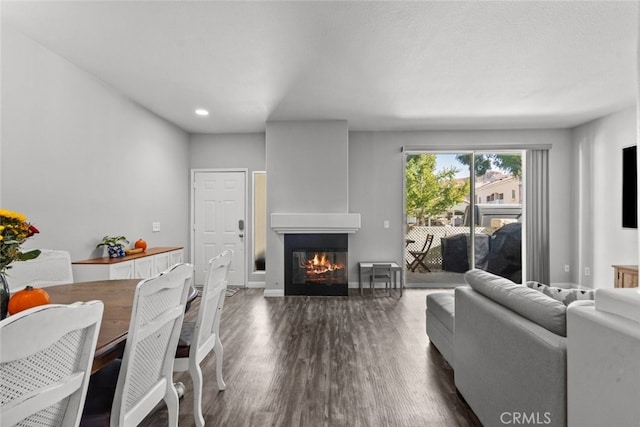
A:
193 170 246 286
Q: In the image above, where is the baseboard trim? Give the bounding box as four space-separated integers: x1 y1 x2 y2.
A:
263 289 285 297
247 281 265 288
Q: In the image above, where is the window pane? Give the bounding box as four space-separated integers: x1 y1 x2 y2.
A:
406 151 524 286
253 172 266 271
474 151 523 283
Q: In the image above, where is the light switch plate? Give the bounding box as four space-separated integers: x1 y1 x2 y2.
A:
152 222 161 232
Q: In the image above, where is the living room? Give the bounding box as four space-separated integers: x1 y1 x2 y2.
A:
3 1 638 293
1 2 639 425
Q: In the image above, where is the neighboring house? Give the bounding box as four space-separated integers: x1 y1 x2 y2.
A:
475 175 522 205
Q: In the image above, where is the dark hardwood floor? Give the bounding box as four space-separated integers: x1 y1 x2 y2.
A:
142 288 481 427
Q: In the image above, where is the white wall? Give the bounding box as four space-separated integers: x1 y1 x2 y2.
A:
189 133 266 284
190 133 265 170
1 25 190 262
191 127 576 289
348 132 405 280
190 126 576 289
264 120 349 294
266 120 349 213
1 23 603 288
572 107 639 288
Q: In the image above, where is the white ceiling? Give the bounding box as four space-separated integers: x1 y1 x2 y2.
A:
2 1 638 133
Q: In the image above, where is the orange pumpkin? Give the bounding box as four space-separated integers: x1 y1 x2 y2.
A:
134 239 147 251
8 286 50 315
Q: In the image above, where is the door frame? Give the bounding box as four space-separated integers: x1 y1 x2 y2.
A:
190 168 249 287
402 149 527 285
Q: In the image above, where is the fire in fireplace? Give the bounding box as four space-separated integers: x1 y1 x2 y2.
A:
294 250 347 284
285 234 348 296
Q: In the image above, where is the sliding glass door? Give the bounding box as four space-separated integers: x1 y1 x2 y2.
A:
405 150 524 287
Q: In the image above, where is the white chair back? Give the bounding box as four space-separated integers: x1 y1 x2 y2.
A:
174 249 232 427
5 249 74 292
110 263 193 427
194 250 232 357
0 301 104 427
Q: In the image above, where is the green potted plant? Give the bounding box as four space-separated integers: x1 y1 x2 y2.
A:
97 235 129 258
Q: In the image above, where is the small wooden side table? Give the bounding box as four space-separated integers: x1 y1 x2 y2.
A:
613 264 638 288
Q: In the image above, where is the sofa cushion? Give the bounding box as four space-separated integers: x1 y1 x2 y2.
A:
464 269 567 336
526 281 595 306
426 293 455 333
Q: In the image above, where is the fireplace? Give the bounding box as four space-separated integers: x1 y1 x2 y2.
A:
284 234 348 296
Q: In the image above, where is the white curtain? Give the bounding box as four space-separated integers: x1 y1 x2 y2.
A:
526 149 550 283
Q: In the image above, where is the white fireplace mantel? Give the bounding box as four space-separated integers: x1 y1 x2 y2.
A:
270 213 361 234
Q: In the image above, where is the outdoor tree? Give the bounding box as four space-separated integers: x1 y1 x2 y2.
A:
455 154 522 177
406 154 469 225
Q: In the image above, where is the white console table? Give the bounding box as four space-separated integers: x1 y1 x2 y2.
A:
72 247 184 281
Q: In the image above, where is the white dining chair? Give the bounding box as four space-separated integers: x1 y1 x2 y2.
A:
80 263 193 427
5 249 74 292
174 250 232 427
0 301 104 427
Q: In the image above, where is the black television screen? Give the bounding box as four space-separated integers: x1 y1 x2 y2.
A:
622 145 637 228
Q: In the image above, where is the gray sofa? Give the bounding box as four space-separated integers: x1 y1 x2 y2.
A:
425 292 455 366
428 269 571 427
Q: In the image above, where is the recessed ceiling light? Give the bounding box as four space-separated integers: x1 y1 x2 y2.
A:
195 109 209 116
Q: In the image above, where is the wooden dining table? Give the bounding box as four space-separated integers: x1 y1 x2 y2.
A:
45 279 198 373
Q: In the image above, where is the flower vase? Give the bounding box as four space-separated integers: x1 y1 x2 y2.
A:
0 273 10 320
108 246 126 258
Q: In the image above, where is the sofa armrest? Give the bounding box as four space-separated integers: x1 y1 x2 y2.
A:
455 286 567 427
568 302 640 427
569 300 594 309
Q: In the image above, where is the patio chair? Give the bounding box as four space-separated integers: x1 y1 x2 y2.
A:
1 301 104 427
407 234 434 272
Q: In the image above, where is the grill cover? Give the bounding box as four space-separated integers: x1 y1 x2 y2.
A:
487 222 522 283
441 233 489 273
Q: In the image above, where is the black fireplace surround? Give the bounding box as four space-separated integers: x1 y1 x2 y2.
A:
284 234 348 296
